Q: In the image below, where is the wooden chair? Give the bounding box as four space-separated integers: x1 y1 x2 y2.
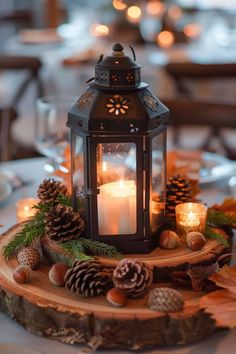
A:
164 62 236 96
162 98 236 159
0 107 17 161
0 55 43 161
0 56 43 106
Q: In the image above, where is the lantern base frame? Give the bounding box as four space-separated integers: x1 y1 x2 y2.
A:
96 237 158 254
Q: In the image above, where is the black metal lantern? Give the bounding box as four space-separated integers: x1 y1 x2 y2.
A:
67 43 170 253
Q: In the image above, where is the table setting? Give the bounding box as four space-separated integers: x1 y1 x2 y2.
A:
0 41 236 354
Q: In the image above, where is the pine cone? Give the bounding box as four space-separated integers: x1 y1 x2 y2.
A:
65 260 113 297
45 204 85 243
148 287 184 312
113 259 153 298
37 178 68 204
17 247 40 270
166 175 192 218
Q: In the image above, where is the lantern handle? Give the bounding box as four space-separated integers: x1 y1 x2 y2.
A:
86 77 95 83
129 45 136 61
97 54 104 64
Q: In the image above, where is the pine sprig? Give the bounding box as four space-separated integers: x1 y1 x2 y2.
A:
205 226 229 247
79 238 122 259
207 209 236 228
3 211 45 259
60 240 93 262
56 194 72 207
59 238 122 261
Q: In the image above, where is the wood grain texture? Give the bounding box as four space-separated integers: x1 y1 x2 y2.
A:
0 224 228 350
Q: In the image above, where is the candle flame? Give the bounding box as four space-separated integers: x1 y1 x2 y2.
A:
102 161 108 172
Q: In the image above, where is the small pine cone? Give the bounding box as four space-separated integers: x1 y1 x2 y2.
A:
45 204 85 243
17 247 40 270
113 259 153 298
37 178 68 204
166 175 192 218
65 260 113 297
148 287 184 312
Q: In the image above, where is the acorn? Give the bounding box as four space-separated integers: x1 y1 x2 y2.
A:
106 287 127 307
159 230 180 249
13 265 31 284
187 232 206 251
48 263 69 287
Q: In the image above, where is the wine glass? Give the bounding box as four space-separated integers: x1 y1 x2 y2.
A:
35 95 76 174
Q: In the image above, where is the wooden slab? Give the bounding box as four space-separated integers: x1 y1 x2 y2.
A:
0 224 227 350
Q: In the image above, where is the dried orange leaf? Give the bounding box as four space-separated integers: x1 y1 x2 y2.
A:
209 265 236 295
200 289 236 329
211 198 236 224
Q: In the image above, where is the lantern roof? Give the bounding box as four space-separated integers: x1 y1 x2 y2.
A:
67 43 170 135
94 43 141 89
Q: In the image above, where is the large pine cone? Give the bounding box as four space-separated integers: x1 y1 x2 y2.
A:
37 178 68 204
113 259 153 298
166 175 192 218
45 204 85 242
65 260 113 297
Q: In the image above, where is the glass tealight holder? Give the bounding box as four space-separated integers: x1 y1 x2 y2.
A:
16 198 39 223
175 203 207 242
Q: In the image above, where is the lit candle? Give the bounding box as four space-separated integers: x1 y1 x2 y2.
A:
16 198 39 223
98 180 136 235
175 203 207 241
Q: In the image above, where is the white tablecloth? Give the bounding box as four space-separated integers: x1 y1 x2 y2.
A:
0 157 235 354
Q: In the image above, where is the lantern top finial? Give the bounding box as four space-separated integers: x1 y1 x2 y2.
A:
94 43 141 89
112 43 125 57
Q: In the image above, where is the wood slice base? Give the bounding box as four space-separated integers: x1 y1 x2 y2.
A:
0 224 229 350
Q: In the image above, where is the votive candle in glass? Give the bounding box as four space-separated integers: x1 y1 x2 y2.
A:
175 203 207 241
16 198 39 223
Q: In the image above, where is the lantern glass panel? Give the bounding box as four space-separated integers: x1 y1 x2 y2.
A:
96 142 137 236
151 132 165 232
72 133 85 209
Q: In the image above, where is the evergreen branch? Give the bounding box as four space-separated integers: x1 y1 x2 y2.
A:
79 238 122 259
205 226 229 248
207 209 236 228
56 194 72 207
60 240 93 261
3 211 45 259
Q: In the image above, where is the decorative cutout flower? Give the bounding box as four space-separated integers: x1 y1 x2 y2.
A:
142 92 159 112
106 95 130 116
126 72 134 83
77 91 95 109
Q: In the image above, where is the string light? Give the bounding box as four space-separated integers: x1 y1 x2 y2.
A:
146 1 166 17
113 0 127 11
157 30 175 49
126 5 142 24
90 24 109 37
168 5 182 21
183 23 202 39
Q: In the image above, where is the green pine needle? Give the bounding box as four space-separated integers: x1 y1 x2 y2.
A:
205 226 229 247
60 240 93 261
207 209 236 228
3 211 45 259
79 238 122 259
56 194 72 207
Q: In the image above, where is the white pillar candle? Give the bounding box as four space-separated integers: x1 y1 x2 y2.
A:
98 180 136 235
